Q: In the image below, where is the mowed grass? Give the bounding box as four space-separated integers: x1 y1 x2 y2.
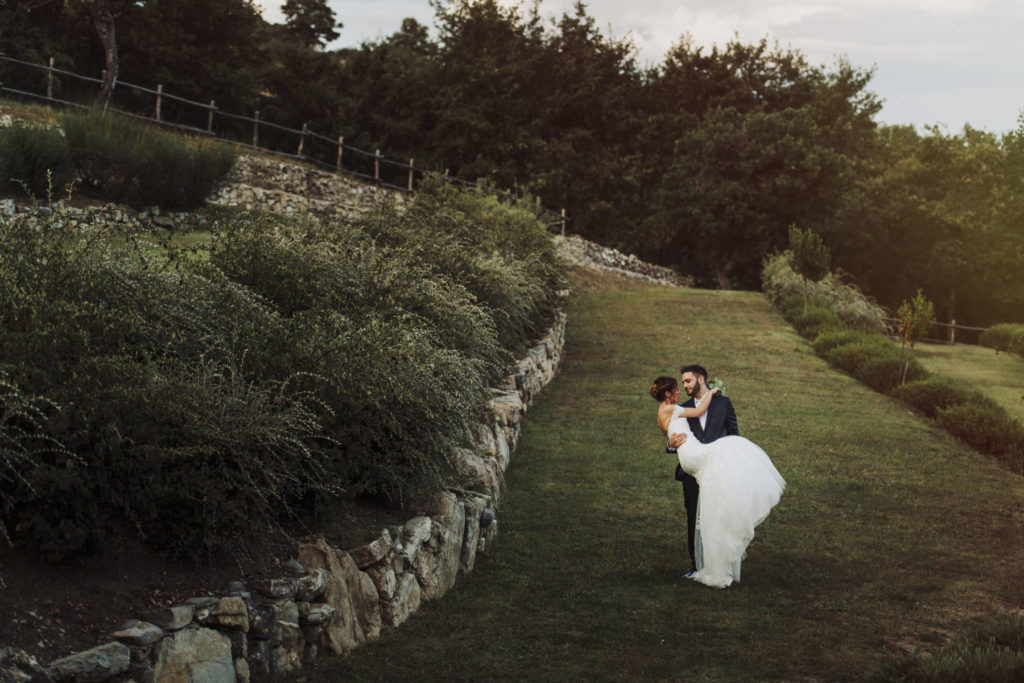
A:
296 269 1024 682
914 340 1024 424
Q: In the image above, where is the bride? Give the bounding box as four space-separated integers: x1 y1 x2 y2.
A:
650 376 785 588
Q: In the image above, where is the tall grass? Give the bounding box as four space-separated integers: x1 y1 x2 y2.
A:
0 123 74 197
0 181 563 559
59 110 236 209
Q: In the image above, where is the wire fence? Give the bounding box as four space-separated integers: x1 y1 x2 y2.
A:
0 52 568 232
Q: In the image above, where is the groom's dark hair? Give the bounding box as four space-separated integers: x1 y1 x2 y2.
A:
680 364 708 382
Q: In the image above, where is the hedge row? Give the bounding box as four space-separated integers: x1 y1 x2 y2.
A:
0 109 235 209
762 252 1024 473
0 179 564 560
979 323 1024 360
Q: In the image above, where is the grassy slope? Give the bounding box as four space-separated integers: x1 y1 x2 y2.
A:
297 270 1024 682
914 340 1024 424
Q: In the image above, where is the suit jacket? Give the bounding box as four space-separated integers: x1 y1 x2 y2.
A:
674 394 739 481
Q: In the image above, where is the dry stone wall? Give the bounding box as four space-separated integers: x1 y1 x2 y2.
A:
554 234 692 287
208 154 410 221
1 314 567 683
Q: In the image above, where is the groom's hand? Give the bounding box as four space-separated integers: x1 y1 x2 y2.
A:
668 433 687 449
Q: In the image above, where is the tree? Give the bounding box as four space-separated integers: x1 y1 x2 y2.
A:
639 37 878 289
896 289 935 385
647 105 848 289
78 0 117 108
282 0 341 47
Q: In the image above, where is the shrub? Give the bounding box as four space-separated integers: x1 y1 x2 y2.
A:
811 328 877 355
822 336 901 376
1 209 333 559
60 110 236 210
776 293 806 321
761 252 889 332
980 323 1024 354
936 402 1024 465
857 356 926 393
0 122 73 197
889 378 977 418
792 305 842 338
361 176 565 353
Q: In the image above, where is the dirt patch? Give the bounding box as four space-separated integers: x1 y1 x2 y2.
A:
0 497 407 665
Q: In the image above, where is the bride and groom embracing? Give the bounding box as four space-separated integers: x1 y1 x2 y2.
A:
651 365 785 589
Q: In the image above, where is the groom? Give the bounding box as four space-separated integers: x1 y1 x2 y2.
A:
668 364 739 578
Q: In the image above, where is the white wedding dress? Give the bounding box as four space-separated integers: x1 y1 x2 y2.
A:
669 406 786 588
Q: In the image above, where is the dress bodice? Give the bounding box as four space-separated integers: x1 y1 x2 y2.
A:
668 406 710 477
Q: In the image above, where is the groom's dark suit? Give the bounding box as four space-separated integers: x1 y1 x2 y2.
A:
675 393 739 571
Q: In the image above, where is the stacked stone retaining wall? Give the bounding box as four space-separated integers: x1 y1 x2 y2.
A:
0 314 567 683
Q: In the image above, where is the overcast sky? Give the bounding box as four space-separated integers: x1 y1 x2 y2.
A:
258 0 1024 134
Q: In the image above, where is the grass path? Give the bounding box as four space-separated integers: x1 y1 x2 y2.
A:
300 270 1024 681
914 340 1024 423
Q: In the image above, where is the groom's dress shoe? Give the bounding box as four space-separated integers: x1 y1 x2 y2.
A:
683 570 696 579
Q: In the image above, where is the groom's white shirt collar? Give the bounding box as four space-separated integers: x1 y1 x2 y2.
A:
694 391 709 429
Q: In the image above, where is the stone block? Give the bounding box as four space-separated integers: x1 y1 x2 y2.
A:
49 642 131 682
152 628 234 683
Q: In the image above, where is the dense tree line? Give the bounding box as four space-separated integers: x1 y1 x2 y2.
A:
2 0 1022 325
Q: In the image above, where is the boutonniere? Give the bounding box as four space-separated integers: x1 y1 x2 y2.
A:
707 377 728 398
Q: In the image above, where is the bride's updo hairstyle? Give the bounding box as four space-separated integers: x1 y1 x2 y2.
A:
650 376 678 402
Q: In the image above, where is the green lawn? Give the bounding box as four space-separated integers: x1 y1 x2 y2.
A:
914 340 1024 424
296 269 1024 681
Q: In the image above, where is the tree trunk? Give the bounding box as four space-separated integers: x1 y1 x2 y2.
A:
715 256 736 290
83 0 118 109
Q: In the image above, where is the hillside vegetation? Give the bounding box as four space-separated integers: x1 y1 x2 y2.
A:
0 172 563 561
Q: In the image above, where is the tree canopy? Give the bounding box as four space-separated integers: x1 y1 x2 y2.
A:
3 0 1023 326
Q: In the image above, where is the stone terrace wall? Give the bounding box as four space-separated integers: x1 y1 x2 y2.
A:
209 155 410 222
1 314 567 683
554 234 692 287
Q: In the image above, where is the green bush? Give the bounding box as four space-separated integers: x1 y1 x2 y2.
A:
208 210 506 501
811 328 876 354
822 336 901 376
936 402 1024 467
1 209 332 559
776 293 806 321
889 378 977 418
980 323 1024 355
60 110 236 210
0 122 73 197
870 612 1024 682
1 169 563 559
361 176 565 353
856 356 926 393
792 305 842 338
761 252 889 332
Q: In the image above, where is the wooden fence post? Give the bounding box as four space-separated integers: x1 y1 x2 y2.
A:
374 149 380 181
950 319 956 344
336 136 344 171
297 123 308 157
560 208 566 236
46 57 54 101
155 84 162 121
252 109 260 148
408 159 414 191
207 100 215 133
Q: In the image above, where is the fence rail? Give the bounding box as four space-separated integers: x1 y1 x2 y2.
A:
0 52 567 231
883 317 988 345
